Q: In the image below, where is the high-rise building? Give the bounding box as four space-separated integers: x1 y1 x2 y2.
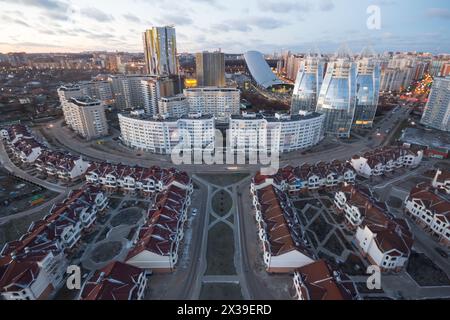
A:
291 55 325 114
196 51 226 87
420 76 450 132
354 49 381 127
59 95 109 140
159 95 189 118
183 87 240 120
143 26 178 76
316 48 357 138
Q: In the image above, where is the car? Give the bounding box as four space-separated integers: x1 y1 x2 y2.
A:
435 247 449 259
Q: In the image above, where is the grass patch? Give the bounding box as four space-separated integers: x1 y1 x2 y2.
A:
323 233 345 256
308 215 334 243
212 190 233 216
198 173 249 187
206 222 236 275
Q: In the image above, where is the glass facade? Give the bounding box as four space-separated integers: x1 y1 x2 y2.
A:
291 57 325 114
354 59 381 127
316 59 357 138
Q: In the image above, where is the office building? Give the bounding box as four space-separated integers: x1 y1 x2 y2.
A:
421 76 450 132
143 26 178 76
196 51 226 87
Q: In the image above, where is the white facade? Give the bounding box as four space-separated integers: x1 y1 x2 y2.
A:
433 169 450 194
159 94 189 118
119 112 215 155
355 225 410 270
229 112 325 154
184 87 240 120
60 96 109 140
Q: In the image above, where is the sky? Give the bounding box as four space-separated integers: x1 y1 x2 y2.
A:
0 0 450 54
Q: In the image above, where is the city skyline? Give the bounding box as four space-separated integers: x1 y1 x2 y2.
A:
0 0 449 54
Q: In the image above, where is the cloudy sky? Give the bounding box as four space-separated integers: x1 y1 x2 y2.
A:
0 0 449 54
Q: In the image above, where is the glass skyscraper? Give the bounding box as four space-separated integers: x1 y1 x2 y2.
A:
354 49 381 127
421 76 450 132
316 50 357 138
291 55 325 114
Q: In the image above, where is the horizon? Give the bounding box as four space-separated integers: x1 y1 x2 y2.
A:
0 0 450 54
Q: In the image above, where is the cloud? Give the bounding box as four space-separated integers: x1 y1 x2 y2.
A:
213 16 288 33
155 14 193 26
426 8 450 20
123 13 142 24
1 14 32 28
258 0 312 13
319 0 334 11
80 7 114 22
0 0 69 11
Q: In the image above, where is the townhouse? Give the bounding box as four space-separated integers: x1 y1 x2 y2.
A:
351 146 423 178
251 183 315 273
85 162 192 196
334 184 414 271
126 183 192 272
293 260 359 300
405 184 450 247
251 160 356 196
34 150 90 181
79 261 149 300
0 185 108 300
433 169 450 195
3 125 90 181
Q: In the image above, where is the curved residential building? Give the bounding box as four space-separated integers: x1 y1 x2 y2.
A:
291 55 325 114
244 51 284 89
119 111 215 154
316 51 357 138
354 49 381 127
229 111 325 154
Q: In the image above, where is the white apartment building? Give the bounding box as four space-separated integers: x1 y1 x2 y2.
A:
229 112 325 153
61 96 109 140
159 94 189 118
433 169 450 194
119 111 215 155
183 87 240 120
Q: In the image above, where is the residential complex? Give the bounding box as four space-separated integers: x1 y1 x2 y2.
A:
143 26 178 76
2 125 90 181
334 184 413 271
196 51 226 87
351 146 423 178
244 51 284 89
158 94 190 118
293 260 359 300
0 185 109 300
229 112 325 154
316 50 357 138
420 76 450 132
79 261 149 300
183 87 240 120
291 55 325 114
404 183 450 247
